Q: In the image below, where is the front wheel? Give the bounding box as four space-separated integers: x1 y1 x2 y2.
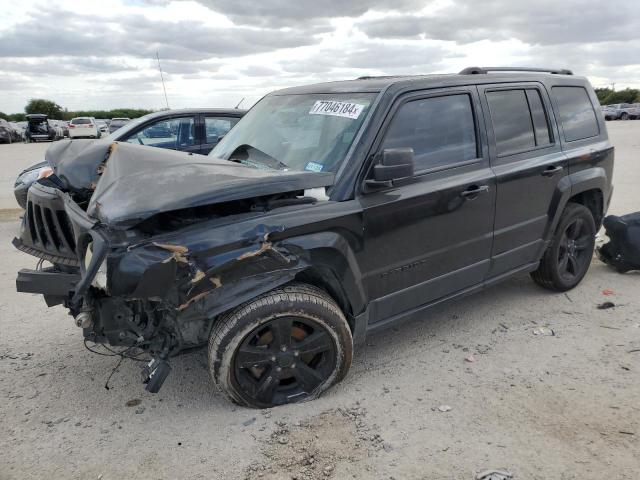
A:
208 283 353 408
531 202 596 291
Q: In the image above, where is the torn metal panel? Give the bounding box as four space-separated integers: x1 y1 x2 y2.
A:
83 142 334 228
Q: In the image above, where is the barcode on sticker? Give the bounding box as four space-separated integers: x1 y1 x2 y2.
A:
309 101 364 119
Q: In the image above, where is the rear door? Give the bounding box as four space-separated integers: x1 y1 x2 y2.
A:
478 83 567 277
199 115 241 154
360 87 496 324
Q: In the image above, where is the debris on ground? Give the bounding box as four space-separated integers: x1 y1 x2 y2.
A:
436 405 452 412
465 355 477 363
597 302 616 310
476 469 513 480
125 399 141 407
243 406 384 479
532 326 555 336
602 288 615 296
242 417 256 427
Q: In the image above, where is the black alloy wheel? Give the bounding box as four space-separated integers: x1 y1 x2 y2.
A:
531 202 596 291
232 316 337 407
208 283 353 408
557 217 593 282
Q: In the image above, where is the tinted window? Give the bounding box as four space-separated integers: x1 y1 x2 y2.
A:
526 90 552 146
71 118 91 125
382 94 477 171
204 117 239 144
552 86 599 142
487 90 536 156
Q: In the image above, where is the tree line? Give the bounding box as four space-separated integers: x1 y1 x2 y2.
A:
595 88 640 105
0 99 155 122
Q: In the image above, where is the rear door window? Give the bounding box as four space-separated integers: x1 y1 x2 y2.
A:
486 88 553 156
382 93 478 172
552 86 599 142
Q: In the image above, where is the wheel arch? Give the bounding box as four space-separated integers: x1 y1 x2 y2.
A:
546 167 607 240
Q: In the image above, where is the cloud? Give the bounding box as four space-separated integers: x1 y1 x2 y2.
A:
196 0 429 27
0 0 638 114
357 0 638 46
0 7 320 62
0 57 138 76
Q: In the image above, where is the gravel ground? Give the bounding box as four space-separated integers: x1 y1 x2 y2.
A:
1 123 639 479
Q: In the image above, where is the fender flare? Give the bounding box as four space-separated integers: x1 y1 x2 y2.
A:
545 167 607 242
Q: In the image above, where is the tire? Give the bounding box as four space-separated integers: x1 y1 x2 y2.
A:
621 112 629 120
531 202 596 291
208 283 353 408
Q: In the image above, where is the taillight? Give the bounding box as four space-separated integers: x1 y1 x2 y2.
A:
69 124 75 128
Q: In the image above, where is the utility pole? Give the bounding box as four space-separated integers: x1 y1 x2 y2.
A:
156 51 170 110
611 82 615 92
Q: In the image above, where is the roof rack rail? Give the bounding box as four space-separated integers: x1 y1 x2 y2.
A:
459 66 573 75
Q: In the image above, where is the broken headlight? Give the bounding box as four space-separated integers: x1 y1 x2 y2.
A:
84 241 108 291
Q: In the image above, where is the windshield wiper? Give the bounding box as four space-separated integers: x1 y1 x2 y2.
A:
228 144 289 171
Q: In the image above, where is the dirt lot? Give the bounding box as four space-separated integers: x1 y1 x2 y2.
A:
1 123 639 479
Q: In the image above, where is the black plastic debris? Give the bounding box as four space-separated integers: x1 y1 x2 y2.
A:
597 301 615 310
598 212 640 273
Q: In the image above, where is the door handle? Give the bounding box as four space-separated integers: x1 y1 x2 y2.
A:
460 185 489 199
541 165 563 177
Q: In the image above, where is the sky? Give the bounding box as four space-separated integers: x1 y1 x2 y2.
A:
0 0 638 113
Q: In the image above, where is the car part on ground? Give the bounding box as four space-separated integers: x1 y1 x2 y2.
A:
13 67 613 407
598 212 640 272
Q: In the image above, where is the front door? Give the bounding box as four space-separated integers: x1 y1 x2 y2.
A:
360 87 496 325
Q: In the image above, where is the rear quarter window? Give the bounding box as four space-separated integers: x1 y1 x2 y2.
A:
552 86 599 142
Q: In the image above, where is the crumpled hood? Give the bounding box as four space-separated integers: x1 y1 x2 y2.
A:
51 141 334 228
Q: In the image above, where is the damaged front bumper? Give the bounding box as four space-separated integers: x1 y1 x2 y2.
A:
14 183 309 369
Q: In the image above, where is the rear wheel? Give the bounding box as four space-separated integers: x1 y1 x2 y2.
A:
208 283 353 408
621 112 629 120
531 202 596 291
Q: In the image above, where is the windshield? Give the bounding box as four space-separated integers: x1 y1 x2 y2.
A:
210 93 376 173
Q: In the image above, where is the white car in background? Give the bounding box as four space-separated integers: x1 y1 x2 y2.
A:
68 117 100 139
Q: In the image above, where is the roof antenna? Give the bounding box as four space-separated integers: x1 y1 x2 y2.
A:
156 51 170 110
235 97 245 109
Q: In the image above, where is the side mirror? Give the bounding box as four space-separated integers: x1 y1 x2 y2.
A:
365 148 414 189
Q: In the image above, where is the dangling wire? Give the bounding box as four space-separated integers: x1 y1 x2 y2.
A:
104 356 124 390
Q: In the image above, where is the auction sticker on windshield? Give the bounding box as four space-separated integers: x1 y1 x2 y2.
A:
309 100 364 119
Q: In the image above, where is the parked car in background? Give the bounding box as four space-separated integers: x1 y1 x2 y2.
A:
0 119 21 143
12 67 613 406
108 117 130 133
10 122 25 140
24 114 57 142
601 103 638 120
95 119 110 136
68 117 100 139
13 108 245 208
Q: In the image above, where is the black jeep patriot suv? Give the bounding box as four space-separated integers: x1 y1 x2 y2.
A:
14 67 613 408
